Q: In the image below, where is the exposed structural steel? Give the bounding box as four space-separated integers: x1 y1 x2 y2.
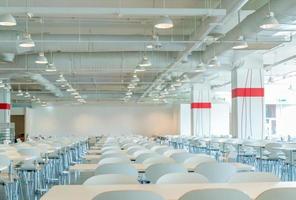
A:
0 7 226 17
139 0 250 102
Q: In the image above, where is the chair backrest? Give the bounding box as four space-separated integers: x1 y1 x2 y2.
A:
133 150 153 157
163 149 187 157
83 174 138 185
98 157 130 166
127 147 146 155
195 162 236 183
95 163 138 177
255 188 296 200
229 172 280 183
135 153 160 164
92 190 165 200
0 154 11 170
99 153 127 160
156 172 208 184
170 152 197 163
154 146 172 154
102 150 122 155
179 188 251 200
183 155 216 169
145 163 187 183
101 147 120 153
143 156 175 167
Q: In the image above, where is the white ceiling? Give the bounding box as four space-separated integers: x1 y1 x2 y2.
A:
0 0 296 107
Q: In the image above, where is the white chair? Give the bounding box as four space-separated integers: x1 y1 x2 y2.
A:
95 163 138 178
99 153 127 160
101 147 120 153
179 188 251 200
152 146 172 154
156 172 208 184
229 172 280 183
101 150 122 155
195 162 236 183
170 152 197 163
145 163 187 183
135 153 160 164
133 150 153 158
255 188 296 200
127 147 145 155
183 155 216 170
163 149 187 157
92 190 165 200
143 156 175 167
83 174 138 185
98 157 130 166
0 154 11 171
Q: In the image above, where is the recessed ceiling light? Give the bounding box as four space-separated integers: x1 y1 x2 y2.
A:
0 14 17 26
155 16 174 29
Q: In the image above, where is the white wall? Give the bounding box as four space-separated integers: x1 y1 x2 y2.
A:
26 104 179 137
179 103 230 136
180 104 191 136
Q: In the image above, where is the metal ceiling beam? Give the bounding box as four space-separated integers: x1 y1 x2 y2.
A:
201 0 296 63
138 0 249 102
0 7 226 17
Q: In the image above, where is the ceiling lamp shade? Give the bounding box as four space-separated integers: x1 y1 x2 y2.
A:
232 36 248 50
16 89 23 96
138 57 152 67
0 14 16 26
134 65 146 72
24 91 30 98
260 12 279 29
19 33 35 48
155 16 174 29
208 56 220 67
35 52 48 64
45 63 57 72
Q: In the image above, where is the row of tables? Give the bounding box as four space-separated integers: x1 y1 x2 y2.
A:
40 136 296 200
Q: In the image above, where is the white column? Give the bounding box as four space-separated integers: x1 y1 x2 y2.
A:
231 54 265 139
0 86 11 143
191 83 211 137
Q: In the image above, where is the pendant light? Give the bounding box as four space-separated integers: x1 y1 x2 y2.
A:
19 14 35 48
260 2 279 29
0 14 16 26
155 16 174 29
0 1 16 26
232 12 248 50
134 65 146 72
19 33 35 48
45 52 57 72
232 36 248 50
260 12 279 29
208 56 220 67
35 52 48 64
138 56 152 67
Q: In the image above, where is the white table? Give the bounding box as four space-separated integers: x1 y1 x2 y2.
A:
69 162 254 173
41 182 296 200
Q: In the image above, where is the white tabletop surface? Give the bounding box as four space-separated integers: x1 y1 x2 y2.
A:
70 162 254 173
41 182 296 200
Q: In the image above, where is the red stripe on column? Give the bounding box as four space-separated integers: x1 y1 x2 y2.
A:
232 88 264 98
0 103 11 110
191 102 211 109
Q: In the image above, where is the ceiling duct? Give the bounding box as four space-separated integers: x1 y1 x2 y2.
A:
0 53 15 63
30 73 63 97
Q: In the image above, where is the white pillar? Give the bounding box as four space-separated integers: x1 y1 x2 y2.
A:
0 86 11 143
231 54 265 139
191 83 211 137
